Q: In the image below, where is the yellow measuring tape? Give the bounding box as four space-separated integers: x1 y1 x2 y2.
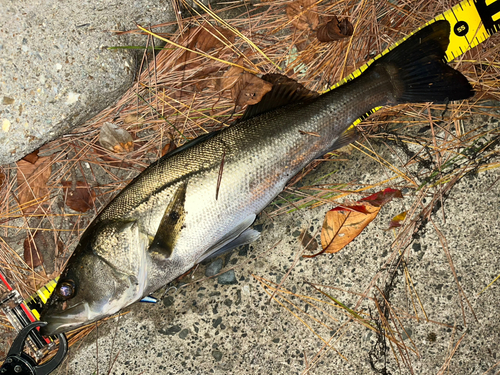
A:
24 277 59 320
330 0 500 126
21 0 500 323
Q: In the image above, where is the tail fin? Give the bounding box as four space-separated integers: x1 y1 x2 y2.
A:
374 20 473 103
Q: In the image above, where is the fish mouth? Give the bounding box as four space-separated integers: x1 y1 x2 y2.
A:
40 302 91 336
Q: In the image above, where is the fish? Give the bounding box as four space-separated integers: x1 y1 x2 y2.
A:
40 21 473 336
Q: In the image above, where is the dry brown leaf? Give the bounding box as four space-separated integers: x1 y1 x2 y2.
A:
317 16 354 42
286 0 319 31
23 232 44 268
16 156 52 213
61 181 96 213
178 24 235 70
310 188 403 256
22 149 39 164
123 113 141 124
162 141 177 156
220 58 273 106
23 231 64 271
99 122 134 153
232 72 273 106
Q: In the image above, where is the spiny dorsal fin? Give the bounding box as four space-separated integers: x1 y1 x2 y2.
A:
239 74 319 122
149 182 187 259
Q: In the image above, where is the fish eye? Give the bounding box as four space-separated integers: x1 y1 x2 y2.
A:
57 280 76 300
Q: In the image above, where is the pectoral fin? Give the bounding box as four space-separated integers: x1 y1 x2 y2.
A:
197 214 257 263
149 182 187 259
199 228 260 263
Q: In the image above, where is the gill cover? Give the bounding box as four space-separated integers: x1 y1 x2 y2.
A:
40 220 149 336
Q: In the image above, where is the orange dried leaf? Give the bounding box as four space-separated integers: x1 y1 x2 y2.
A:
62 181 96 213
233 73 273 106
286 0 319 31
318 204 380 255
313 188 403 256
99 122 134 153
16 156 52 213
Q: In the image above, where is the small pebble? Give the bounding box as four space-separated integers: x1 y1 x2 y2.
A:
401 327 413 341
205 258 223 277
218 270 237 285
212 350 223 362
159 324 181 336
179 328 189 340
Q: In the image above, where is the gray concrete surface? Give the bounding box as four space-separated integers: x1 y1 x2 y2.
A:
0 0 176 165
50 115 500 375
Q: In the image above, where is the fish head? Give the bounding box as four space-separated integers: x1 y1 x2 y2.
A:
40 220 150 336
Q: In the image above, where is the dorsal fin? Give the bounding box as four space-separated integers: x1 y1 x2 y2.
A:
239 74 319 122
163 131 220 159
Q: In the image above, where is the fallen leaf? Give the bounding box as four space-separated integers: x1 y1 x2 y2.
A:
286 0 319 31
316 205 380 256
0 168 5 190
360 188 403 207
23 231 64 272
309 188 403 256
22 149 39 164
385 211 407 230
123 113 141 124
16 156 52 213
99 122 134 153
162 141 177 156
178 24 235 70
61 181 96 213
232 72 273 106
23 233 44 268
220 58 273 106
317 16 354 42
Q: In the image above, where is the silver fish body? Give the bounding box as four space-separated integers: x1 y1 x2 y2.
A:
40 21 473 335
